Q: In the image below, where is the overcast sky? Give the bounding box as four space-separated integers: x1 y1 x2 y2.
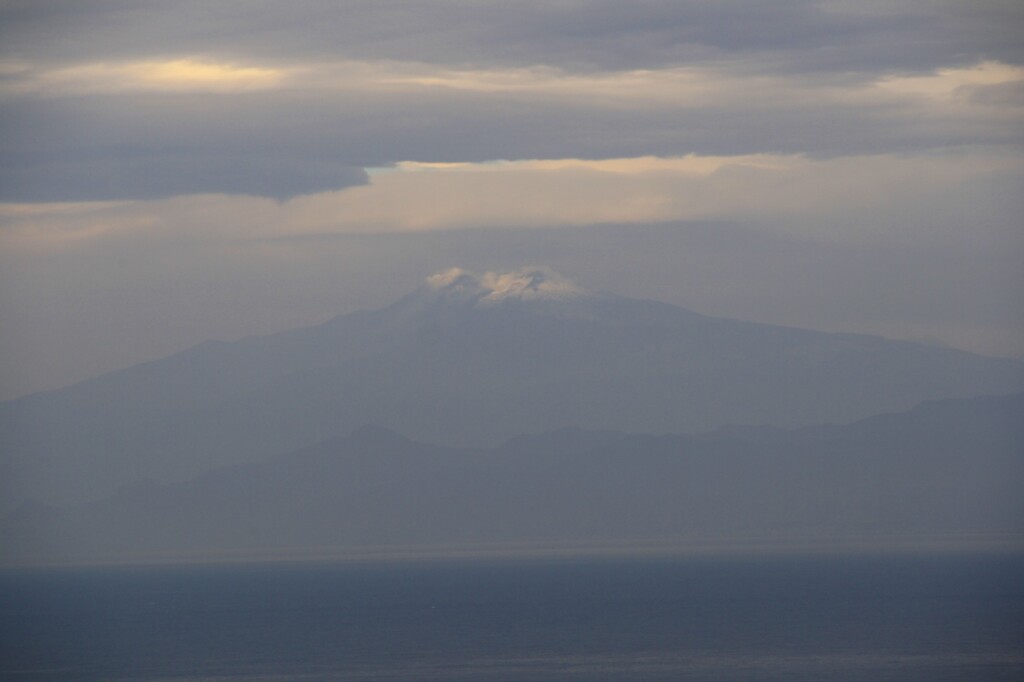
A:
1 0 1022 399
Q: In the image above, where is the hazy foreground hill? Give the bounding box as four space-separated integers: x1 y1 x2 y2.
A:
4 393 1021 564
2 267 1024 509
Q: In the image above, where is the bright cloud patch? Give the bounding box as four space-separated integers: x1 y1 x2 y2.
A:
427 267 587 304
2 58 286 94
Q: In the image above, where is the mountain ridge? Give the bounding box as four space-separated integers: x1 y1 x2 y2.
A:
4 392 1021 565
2 267 1023 511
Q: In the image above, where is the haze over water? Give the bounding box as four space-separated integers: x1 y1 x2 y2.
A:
2 552 1023 681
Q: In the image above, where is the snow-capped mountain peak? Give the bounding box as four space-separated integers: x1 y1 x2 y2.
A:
426 267 588 305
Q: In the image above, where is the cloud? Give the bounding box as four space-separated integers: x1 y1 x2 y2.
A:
238 151 1024 240
0 55 1019 202
0 58 287 96
3 1 1021 74
1 4 1021 202
0 154 369 203
2 151 1018 248
427 266 586 304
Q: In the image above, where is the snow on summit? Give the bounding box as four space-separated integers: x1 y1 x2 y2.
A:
426 267 587 304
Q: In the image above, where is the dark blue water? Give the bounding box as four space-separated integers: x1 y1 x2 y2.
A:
2 551 1022 680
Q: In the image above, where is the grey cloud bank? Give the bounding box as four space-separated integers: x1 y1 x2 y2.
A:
3 1 1021 73
0 154 369 203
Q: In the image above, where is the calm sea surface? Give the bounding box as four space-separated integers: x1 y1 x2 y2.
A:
1 551 1022 681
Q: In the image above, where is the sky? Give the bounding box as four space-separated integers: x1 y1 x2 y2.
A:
0 0 1022 400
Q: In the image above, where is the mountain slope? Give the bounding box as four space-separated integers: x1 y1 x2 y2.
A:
2 267 1023 509
5 393 1022 564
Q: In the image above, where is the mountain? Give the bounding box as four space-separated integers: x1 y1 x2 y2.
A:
2 267 1024 509
4 393 1021 564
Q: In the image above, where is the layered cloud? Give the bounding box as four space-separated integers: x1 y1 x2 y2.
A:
3 152 1016 247
1 2 1021 201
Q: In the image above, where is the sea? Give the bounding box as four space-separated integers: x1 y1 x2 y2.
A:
2 550 1022 681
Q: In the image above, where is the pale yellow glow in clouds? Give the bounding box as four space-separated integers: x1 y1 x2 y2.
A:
5 58 286 94
390 155 788 175
3 55 1022 126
